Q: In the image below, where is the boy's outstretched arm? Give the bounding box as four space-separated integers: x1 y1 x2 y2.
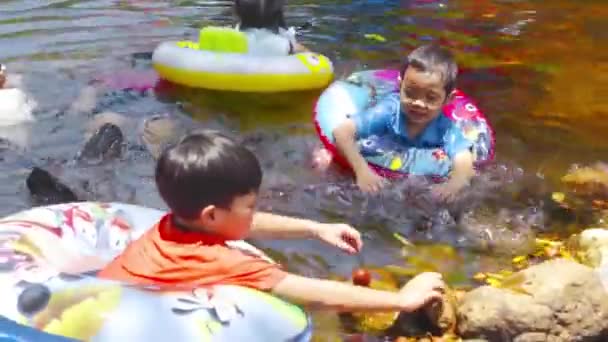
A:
272 272 444 313
333 119 385 193
249 212 363 254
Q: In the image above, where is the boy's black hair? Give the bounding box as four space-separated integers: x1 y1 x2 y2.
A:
399 44 458 95
234 0 287 33
155 129 262 220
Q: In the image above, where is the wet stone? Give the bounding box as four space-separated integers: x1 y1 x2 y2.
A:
26 167 79 205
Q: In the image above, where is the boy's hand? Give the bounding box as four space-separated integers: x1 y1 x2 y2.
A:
313 223 363 254
430 181 463 202
356 167 386 193
399 272 445 312
432 150 474 202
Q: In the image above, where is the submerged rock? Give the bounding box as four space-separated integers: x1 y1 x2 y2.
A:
26 167 79 205
458 259 608 341
140 114 190 159
26 122 127 205
77 123 124 163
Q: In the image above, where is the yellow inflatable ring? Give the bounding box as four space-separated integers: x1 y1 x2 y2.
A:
152 27 334 92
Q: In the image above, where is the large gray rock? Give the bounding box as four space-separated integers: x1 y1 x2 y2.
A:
458 259 608 342
578 228 608 291
579 228 608 268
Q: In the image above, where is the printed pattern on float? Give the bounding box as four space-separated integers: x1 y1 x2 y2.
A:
0 202 312 342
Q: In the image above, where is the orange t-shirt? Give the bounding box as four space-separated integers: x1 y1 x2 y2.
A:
98 214 287 291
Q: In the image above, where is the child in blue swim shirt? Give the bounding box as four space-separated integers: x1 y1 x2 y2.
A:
333 45 475 200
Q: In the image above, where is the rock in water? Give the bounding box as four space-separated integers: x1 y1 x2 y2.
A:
458 259 608 341
26 167 78 205
140 114 188 159
78 123 124 163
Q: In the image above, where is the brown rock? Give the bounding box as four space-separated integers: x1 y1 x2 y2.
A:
424 288 458 334
457 259 608 341
388 286 458 338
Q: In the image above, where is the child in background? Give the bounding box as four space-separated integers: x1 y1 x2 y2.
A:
99 130 445 313
332 44 475 200
234 0 309 56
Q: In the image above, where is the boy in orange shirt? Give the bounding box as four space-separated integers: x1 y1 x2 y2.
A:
99 130 445 312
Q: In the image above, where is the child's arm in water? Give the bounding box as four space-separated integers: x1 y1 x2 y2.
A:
333 119 386 193
249 212 363 254
272 272 445 312
431 150 475 201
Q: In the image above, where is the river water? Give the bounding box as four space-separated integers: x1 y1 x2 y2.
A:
1 0 607 338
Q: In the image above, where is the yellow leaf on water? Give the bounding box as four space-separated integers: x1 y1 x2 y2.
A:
512 255 527 264
486 278 502 287
353 311 398 333
498 270 514 277
394 232 415 248
384 265 420 277
364 33 387 42
473 272 487 281
535 238 562 247
552 192 566 203
485 272 505 280
560 250 574 260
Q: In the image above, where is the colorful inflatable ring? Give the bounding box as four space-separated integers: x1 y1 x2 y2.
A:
313 69 495 179
0 202 312 342
152 27 334 92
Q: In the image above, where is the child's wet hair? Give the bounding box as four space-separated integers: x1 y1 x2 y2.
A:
234 0 287 33
400 44 458 94
155 129 262 220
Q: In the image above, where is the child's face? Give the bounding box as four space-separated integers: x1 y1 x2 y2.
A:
399 66 451 127
213 192 258 240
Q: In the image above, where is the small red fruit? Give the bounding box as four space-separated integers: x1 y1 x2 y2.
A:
352 268 372 287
